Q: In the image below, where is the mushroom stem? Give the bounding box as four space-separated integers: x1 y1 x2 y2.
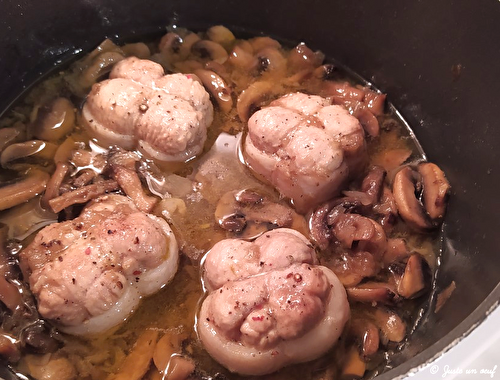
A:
111 164 158 213
0 169 50 211
48 179 119 213
41 161 71 210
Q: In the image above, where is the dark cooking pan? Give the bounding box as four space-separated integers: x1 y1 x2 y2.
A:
1 0 500 379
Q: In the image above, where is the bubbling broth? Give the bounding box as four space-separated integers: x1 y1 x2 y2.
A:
0 26 450 380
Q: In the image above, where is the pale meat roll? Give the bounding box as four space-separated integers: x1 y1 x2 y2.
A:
244 92 367 212
198 228 349 375
82 56 213 162
19 194 179 335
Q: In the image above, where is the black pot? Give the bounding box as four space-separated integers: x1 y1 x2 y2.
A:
1 1 500 379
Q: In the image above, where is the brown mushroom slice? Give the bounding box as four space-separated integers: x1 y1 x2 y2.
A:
397 253 431 299
373 186 399 232
341 346 366 379
392 166 433 231
206 25 236 51
248 36 281 52
312 63 337 81
229 43 258 71
0 332 20 363
347 282 399 305
383 238 410 265
153 331 188 372
110 329 158 380
0 123 26 153
330 251 379 287
0 169 49 211
361 165 386 204
32 98 76 141
110 164 158 213
363 90 386 117
333 214 387 258
236 81 276 122
47 179 119 213
418 162 451 221
349 318 380 357
354 107 380 137
163 31 201 62
194 69 233 113
0 140 57 169
256 47 287 73
372 308 406 343
191 40 228 64
41 162 71 209
79 51 125 89
287 42 324 72
121 42 151 59
215 189 307 238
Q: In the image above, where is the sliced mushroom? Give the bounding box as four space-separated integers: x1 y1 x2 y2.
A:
194 69 233 113
313 63 337 80
0 332 20 363
41 161 71 210
32 98 75 142
1 140 57 169
329 251 379 287
287 42 324 72
110 164 158 213
347 282 399 305
191 40 228 64
236 81 276 122
206 25 236 51
107 329 158 380
215 189 307 239
363 90 386 117
0 169 49 211
80 51 125 89
309 197 364 250
418 162 451 221
373 186 399 232
383 238 410 266
0 123 26 153
47 179 119 213
121 42 151 59
229 43 258 71
256 47 287 73
153 331 188 372
396 253 431 299
349 318 380 357
333 214 387 258
371 307 406 343
341 346 366 379
354 107 380 137
392 166 433 231
248 36 281 53
361 165 386 204
53 136 86 164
